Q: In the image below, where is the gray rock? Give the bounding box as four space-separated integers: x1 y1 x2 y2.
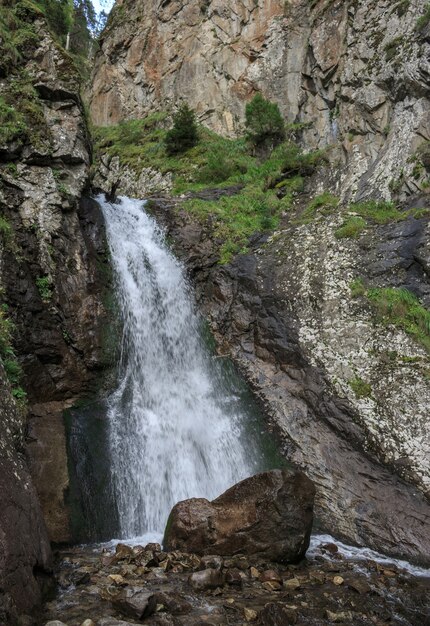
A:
111 587 156 620
188 568 225 591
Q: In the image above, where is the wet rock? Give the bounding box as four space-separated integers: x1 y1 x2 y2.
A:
45 622 68 626
81 621 95 626
346 576 371 594
333 575 344 586
262 581 282 592
97 617 138 626
260 570 282 583
225 568 242 587
164 469 315 564
250 567 260 579
283 578 300 590
259 602 298 625
114 544 134 561
153 592 192 615
326 610 355 622
189 569 225 591
111 587 156 620
200 555 223 571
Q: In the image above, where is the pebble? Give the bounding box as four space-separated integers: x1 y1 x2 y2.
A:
284 577 301 589
244 607 258 622
249 566 260 579
333 575 344 586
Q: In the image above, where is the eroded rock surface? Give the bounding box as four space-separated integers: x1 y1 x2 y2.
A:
164 469 315 564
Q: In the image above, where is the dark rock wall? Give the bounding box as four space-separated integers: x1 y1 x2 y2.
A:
0 21 112 619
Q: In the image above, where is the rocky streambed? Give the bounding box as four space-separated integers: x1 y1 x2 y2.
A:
36 537 430 626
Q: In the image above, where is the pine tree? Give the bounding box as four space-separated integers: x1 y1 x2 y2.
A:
245 93 285 153
164 103 199 155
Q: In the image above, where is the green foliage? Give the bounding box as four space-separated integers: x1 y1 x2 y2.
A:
0 75 46 147
245 93 285 152
0 1 40 76
0 216 13 244
349 377 372 399
416 3 430 31
164 103 199 156
335 216 367 239
367 287 430 353
36 276 53 301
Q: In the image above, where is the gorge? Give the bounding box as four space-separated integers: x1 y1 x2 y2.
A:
0 0 430 625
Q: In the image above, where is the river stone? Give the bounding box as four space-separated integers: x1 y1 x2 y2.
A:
164 469 315 563
111 588 156 620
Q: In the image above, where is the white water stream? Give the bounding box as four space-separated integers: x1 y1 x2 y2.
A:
98 195 259 540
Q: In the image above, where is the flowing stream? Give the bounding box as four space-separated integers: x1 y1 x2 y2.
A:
96 195 270 541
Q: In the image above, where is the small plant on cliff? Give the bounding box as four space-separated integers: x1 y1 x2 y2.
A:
416 3 430 31
36 276 53 302
349 377 372 399
245 93 285 153
164 103 199 155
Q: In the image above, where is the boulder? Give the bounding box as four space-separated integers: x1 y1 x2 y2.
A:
111 588 156 620
188 568 225 591
164 469 315 564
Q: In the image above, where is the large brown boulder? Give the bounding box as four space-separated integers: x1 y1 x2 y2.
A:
163 469 315 564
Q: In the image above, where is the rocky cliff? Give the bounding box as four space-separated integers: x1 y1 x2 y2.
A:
90 0 430 201
0 5 112 619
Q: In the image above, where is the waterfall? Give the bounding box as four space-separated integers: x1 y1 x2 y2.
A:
97 195 262 540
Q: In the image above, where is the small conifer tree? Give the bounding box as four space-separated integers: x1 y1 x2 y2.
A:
245 93 285 153
164 103 199 155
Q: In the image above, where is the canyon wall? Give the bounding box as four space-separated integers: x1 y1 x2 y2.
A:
0 12 112 619
90 0 430 200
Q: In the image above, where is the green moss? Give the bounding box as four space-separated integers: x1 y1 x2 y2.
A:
349 377 372 399
36 276 53 302
335 216 367 239
367 287 430 353
384 36 404 61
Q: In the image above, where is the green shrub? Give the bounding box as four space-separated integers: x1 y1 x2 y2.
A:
164 103 199 155
245 93 285 152
335 216 366 239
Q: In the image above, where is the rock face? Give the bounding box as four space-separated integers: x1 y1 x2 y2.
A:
0 362 52 623
147 197 430 565
90 0 430 200
164 469 315 563
0 21 112 547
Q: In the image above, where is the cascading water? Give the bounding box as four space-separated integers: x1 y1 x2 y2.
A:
97 195 265 540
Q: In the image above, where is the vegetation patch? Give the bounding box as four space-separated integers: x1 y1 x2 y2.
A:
94 113 329 262
416 3 430 31
349 377 372 399
36 276 53 302
0 302 26 404
335 216 367 239
296 193 339 225
367 287 430 353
